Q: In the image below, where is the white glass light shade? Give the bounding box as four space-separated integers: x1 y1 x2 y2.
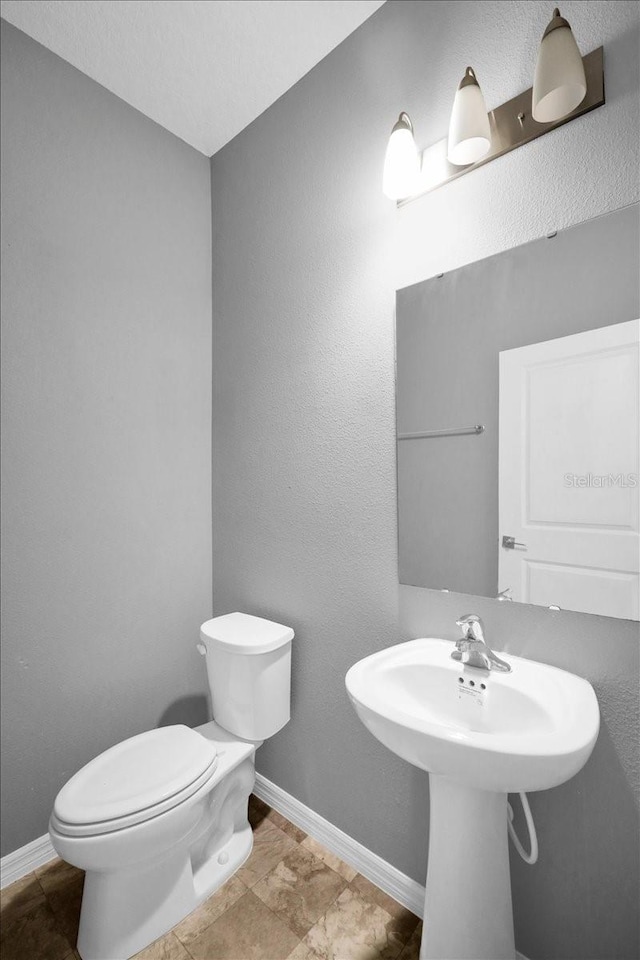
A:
533 9 587 123
382 113 420 200
447 67 491 166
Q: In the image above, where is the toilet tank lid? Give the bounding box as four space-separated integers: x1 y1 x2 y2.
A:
200 612 294 655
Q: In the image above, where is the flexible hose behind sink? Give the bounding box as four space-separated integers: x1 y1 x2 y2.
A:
508 792 538 864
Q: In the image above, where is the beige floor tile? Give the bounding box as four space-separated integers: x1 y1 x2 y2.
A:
267 808 307 843
285 941 317 960
132 930 191 959
173 874 247 945
0 899 72 960
253 843 347 939
187 889 300 960
397 921 422 960
349 875 420 943
35 858 84 897
248 794 271 829
300 887 405 960
248 794 306 843
300 837 357 883
0 872 46 925
46 874 84 945
237 818 298 888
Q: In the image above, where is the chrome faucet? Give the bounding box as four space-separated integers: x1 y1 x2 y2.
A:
452 615 512 673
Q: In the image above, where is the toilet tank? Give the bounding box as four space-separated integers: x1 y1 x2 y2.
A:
199 613 294 741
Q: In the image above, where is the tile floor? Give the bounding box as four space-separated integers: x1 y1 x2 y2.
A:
0 795 422 960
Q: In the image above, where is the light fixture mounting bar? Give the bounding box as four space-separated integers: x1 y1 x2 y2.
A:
398 46 604 207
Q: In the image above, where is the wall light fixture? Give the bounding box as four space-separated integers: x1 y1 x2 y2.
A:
383 7 604 204
533 7 588 122
382 112 420 201
447 66 491 166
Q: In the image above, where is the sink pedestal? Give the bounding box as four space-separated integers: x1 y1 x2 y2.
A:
420 776 515 960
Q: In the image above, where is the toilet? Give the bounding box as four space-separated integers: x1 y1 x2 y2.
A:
49 612 294 960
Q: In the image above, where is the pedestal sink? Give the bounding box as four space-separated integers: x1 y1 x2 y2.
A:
345 638 599 960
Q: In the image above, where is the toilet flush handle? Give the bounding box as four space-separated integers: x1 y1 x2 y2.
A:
196 642 207 656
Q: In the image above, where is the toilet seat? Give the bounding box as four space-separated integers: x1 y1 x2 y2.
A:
52 725 218 838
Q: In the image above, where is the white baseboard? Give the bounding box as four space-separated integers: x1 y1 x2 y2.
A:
254 772 530 960
0 833 57 889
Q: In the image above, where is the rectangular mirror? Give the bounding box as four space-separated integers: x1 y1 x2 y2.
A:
396 204 639 620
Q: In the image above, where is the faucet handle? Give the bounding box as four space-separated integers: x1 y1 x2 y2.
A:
456 614 486 643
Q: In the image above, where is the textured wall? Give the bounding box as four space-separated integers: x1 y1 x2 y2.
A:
210 2 639 959
0 21 212 856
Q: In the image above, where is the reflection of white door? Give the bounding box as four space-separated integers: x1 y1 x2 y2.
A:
499 319 640 620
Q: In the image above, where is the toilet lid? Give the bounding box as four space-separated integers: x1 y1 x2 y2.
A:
53 725 217 830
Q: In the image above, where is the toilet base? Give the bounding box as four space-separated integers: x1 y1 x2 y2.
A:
77 824 253 960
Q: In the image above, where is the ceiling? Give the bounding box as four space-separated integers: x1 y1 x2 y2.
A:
0 0 385 156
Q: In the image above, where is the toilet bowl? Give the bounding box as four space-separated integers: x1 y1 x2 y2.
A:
49 613 294 960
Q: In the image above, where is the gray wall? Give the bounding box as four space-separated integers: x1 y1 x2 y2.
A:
396 205 640 596
0 21 212 856
210 2 639 959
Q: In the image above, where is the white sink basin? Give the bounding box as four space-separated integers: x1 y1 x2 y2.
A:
345 637 599 793
346 637 600 960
